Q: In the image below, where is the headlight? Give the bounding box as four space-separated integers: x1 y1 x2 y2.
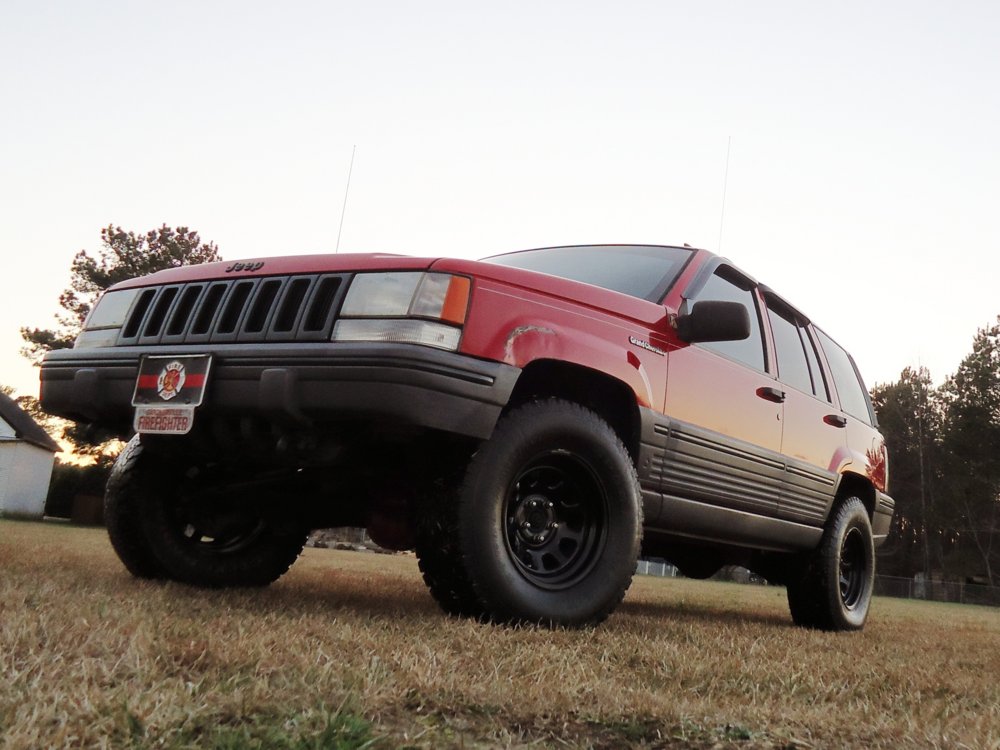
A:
74 288 141 349
332 272 470 350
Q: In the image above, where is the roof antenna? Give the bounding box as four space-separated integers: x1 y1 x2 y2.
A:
335 145 357 253
717 136 731 253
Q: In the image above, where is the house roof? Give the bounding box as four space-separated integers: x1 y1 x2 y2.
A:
0 393 60 453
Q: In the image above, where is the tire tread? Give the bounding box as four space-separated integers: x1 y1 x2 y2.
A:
104 436 307 588
787 496 874 631
457 399 642 627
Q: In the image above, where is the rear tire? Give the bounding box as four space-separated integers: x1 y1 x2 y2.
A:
787 497 875 631
104 436 308 588
414 476 485 619
456 400 642 627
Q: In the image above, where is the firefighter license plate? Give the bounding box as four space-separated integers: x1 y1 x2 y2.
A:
131 354 212 435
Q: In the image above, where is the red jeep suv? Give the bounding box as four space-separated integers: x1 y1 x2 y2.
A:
41 244 893 630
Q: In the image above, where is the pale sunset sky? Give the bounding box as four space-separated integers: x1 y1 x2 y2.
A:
2 1 998 397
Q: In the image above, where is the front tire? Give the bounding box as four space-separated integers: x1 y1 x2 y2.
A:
457 400 642 627
105 437 165 579
787 496 875 631
105 436 309 588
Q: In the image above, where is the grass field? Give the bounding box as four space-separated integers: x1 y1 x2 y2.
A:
2 519 998 749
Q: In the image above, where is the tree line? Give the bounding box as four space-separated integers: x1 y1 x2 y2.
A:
7 225 220 513
872 323 1000 586
18 224 220 462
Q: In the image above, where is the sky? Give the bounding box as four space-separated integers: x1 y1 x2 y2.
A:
2 0 999 399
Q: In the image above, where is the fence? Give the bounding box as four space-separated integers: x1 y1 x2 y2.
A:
635 559 679 578
873 575 1000 607
635 560 1000 608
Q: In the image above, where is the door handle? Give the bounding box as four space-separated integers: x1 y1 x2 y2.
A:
756 386 786 403
824 414 848 428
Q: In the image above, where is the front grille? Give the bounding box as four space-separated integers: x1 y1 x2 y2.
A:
117 274 349 346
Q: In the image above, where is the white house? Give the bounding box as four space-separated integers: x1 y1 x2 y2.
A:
0 393 59 519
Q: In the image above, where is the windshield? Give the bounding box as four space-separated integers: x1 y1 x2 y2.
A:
484 244 694 302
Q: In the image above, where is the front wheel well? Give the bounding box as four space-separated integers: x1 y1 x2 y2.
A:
505 359 641 462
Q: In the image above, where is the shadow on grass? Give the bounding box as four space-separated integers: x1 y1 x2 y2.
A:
119 565 447 626
97 549 794 631
618 596 794 629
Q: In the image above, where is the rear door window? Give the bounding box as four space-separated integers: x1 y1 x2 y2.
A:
766 304 812 394
765 299 828 400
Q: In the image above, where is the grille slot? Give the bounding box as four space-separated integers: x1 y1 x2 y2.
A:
140 286 180 343
190 283 228 337
215 281 256 337
121 288 157 342
109 274 349 346
166 285 204 337
302 275 343 335
244 279 284 335
275 277 312 333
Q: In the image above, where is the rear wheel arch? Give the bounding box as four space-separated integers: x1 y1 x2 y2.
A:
505 359 641 463
834 472 877 520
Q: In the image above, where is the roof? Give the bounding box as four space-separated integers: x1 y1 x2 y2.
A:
0 393 60 453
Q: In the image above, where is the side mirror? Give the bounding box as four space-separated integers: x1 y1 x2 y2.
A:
676 300 751 343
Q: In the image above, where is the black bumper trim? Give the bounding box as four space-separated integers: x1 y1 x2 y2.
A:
40 343 520 441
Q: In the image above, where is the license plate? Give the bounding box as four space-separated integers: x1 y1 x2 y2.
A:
132 355 212 435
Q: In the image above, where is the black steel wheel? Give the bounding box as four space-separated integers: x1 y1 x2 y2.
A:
503 453 607 589
786 496 875 631
104 435 308 588
839 526 868 611
455 399 642 627
162 484 271 559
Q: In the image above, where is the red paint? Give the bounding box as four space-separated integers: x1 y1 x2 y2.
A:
107 246 888 498
137 373 205 390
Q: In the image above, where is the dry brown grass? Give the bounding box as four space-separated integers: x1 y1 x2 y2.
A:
2 518 998 749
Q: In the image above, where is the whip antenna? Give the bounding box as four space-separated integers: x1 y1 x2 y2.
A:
717 136 731 253
335 145 356 253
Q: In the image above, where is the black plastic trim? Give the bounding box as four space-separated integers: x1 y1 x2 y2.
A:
873 491 895 544
650 495 823 552
40 342 519 441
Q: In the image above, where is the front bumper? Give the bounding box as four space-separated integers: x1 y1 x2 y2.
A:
40 342 520 441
